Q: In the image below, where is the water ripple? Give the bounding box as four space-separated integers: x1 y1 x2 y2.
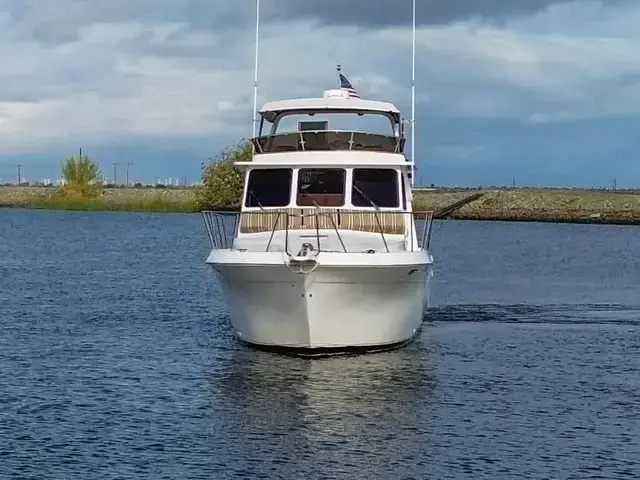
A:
430 303 640 325
0 209 638 479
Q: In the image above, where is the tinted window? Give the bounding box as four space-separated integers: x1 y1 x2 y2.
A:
252 131 399 153
297 168 345 207
274 112 394 135
245 168 292 207
352 169 399 208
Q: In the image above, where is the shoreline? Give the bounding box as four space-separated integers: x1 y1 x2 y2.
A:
412 188 640 225
0 186 198 213
1 186 640 225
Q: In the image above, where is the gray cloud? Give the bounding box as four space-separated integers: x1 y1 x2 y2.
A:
5 0 627 47
5 0 629 49
1 0 639 159
265 0 627 27
2 0 249 44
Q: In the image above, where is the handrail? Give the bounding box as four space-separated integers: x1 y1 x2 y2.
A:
372 210 390 253
251 130 401 154
201 211 239 249
420 211 434 250
313 209 320 251
427 212 434 249
202 211 215 247
201 209 434 254
265 211 283 252
317 210 347 252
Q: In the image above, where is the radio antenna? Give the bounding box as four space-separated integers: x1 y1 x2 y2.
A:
252 0 260 138
410 0 416 186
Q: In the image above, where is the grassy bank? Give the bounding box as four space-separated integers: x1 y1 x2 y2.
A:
2 186 640 224
0 187 198 213
413 188 640 225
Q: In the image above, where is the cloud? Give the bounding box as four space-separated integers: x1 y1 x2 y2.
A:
2 0 249 44
1 0 640 186
265 0 629 27
0 15 256 155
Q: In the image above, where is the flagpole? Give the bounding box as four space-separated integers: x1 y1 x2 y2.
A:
411 0 416 187
252 0 260 138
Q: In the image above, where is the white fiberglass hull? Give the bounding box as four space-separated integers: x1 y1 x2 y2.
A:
207 251 433 351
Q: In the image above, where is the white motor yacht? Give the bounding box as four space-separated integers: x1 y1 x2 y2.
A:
202 86 435 353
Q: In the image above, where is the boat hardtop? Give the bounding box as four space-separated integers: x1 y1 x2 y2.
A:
259 94 401 120
248 89 409 159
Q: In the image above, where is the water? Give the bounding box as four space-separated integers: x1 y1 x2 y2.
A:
0 209 638 479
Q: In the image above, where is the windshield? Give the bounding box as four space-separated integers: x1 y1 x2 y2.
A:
352 168 399 208
271 111 395 135
297 168 346 207
253 111 402 154
244 169 292 207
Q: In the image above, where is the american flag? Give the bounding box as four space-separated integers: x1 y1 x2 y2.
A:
339 73 361 99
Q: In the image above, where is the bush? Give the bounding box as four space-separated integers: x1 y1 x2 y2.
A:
59 155 104 198
196 140 252 210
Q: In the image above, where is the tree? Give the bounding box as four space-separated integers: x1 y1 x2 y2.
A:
60 155 104 198
196 140 252 210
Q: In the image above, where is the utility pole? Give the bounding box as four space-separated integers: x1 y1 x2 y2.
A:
112 163 119 185
15 164 22 185
126 162 133 187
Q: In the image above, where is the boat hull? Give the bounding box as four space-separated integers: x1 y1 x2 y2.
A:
210 260 433 351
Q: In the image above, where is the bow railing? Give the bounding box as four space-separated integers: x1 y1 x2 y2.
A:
201 209 434 254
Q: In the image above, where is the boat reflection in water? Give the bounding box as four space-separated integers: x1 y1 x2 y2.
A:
206 339 438 477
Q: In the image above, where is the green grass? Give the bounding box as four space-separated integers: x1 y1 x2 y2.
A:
4 186 640 225
14 193 199 213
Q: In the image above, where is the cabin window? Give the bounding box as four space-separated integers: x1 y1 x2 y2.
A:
352 168 399 208
245 168 292 207
296 168 346 207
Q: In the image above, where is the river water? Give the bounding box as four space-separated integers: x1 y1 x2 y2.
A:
0 209 638 479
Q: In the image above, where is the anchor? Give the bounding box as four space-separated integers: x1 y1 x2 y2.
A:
286 242 319 274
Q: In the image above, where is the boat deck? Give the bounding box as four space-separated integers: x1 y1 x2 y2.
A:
234 229 407 254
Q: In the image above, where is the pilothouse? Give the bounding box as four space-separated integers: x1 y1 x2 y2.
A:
202 79 435 353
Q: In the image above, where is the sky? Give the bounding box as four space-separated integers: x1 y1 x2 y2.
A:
1 0 639 187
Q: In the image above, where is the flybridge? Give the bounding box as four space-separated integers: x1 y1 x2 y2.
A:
258 66 403 118
251 67 406 155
